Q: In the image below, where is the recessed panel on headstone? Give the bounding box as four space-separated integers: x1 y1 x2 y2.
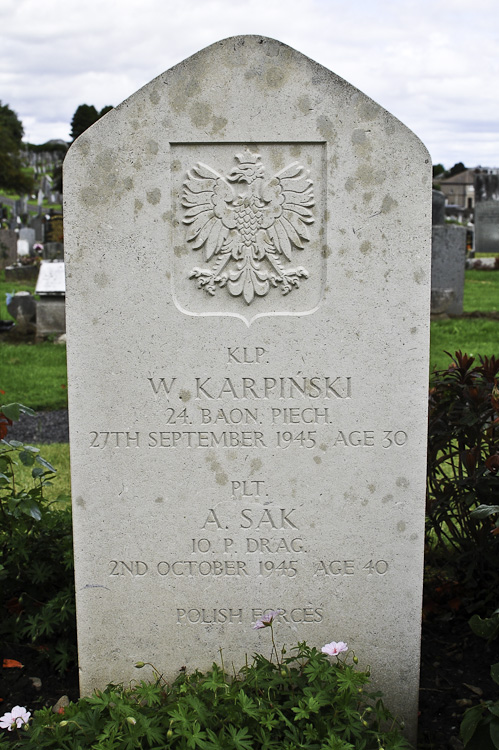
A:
64 36 431 740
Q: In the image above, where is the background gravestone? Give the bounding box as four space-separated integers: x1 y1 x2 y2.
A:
19 227 36 251
475 201 499 254
431 224 467 314
0 229 17 269
64 36 431 740
35 260 66 338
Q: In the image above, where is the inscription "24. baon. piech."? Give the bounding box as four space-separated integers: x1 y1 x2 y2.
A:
182 148 315 304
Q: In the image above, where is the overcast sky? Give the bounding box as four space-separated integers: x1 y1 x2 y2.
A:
1 0 498 169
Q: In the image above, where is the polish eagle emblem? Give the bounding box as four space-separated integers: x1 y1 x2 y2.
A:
182 148 315 305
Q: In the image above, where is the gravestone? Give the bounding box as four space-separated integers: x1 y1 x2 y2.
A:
44 241 64 260
7 291 36 334
35 260 66 338
45 214 64 243
0 229 17 269
432 189 445 225
19 227 36 251
431 209 467 315
475 201 499 254
17 239 29 257
31 215 44 242
64 36 431 740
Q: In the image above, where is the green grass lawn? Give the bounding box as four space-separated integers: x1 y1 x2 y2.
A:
1 341 67 410
430 317 499 372
463 269 499 312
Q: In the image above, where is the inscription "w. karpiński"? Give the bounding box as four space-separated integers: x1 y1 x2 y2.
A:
182 148 314 304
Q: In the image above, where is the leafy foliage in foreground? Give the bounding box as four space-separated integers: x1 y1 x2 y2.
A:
461 606 499 749
1 644 409 749
0 402 76 674
426 351 499 607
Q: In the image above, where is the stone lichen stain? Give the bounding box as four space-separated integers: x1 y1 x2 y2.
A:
413 269 426 285
250 458 262 475
94 272 109 289
381 195 397 213
360 241 371 256
179 389 191 402
206 453 228 486
146 189 161 205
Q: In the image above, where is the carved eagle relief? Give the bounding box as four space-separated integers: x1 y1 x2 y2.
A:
182 148 315 305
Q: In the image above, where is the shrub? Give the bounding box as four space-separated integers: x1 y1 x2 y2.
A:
0 638 410 749
426 351 499 608
0 402 76 673
460 606 499 748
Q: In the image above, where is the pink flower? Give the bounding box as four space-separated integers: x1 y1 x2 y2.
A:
0 706 31 731
321 641 348 656
253 609 283 629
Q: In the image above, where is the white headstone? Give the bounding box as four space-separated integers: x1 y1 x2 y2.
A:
17 239 29 257
64 36 431 741
35 260 66 294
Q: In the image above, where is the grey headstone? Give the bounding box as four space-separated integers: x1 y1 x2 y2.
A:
31 215 44 242
0 229 18 269
36 297 66 338
44 242 64 260
432 190 445 225
64 36 431 742
475 201 499 254
7 291 37 333
20 227 36 250
431 225 467 315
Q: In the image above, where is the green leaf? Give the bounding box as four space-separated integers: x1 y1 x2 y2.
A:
19 450 36 467
490 718 499 750
471 505 499 519
35 455 56 472
491 664 499 686
461 705 483 746
469 614 499 641
1 403 20 421
31 467 45 478
19 497 42 521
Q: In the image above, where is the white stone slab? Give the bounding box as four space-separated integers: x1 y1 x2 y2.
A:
35 260 66 295
64 36 431 741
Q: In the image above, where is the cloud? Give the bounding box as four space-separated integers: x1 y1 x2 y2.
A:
1 0 497 167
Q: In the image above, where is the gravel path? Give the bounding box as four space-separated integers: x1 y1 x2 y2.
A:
6 409 69 444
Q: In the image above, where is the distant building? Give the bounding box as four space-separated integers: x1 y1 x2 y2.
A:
438 169 475 212
438 167 499 224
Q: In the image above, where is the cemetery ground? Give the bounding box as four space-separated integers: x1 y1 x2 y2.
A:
1 267 498 749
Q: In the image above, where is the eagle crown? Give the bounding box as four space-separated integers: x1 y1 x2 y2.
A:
227 149 264 184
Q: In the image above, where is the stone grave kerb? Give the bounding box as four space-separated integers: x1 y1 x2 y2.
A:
64 36 431 743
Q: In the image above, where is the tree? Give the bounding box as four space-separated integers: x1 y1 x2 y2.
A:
70 104 113 141
448 162 466 178
0 101 33 194
432 164 445 178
